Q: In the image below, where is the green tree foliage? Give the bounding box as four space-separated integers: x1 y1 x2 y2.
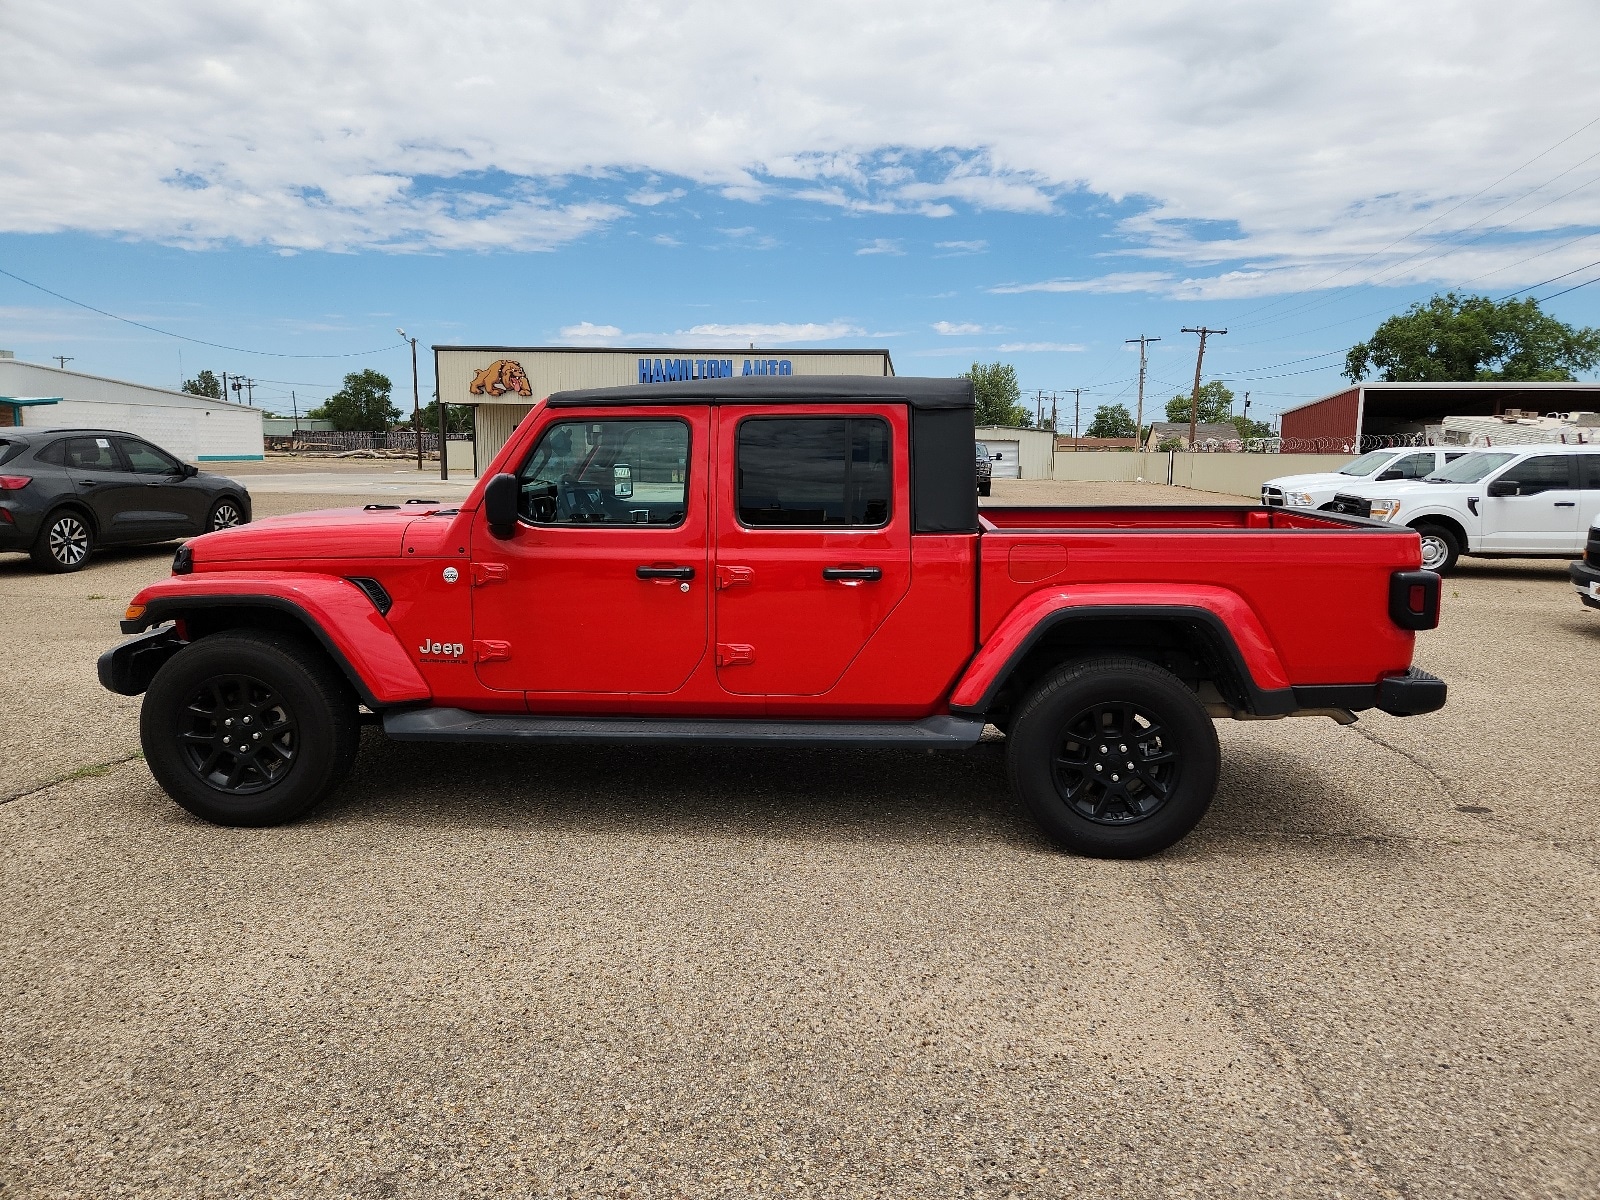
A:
309 370 401 431
181 369 222 399
1344 292 1600 382
961 362 1031 427
1085 403 1137 439
1165 380 1236 425
407 399 474 437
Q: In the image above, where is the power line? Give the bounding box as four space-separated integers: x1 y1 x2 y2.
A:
0 264 407 359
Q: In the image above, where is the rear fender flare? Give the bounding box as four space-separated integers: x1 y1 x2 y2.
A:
950 585 1292 716
120 573 430 708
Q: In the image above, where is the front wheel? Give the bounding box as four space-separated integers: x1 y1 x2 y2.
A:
1411 522 1460 574
140 631 360 826
207 496 247 532
1006 655 1220 858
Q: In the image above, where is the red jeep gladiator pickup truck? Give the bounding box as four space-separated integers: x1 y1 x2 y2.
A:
101 376 1445 857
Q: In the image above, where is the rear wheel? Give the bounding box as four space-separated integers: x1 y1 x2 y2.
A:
30 508 94 572
1006 655 1220 858
140 631 360 826
1411 522 1460 574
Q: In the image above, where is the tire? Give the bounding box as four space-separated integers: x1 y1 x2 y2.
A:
1411 522 1460 574
30 508 94 572
207 496 247 532
1006 655 1220 858
140 631 360 826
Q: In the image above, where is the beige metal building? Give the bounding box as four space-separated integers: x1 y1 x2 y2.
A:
973 425 1056 479
435 345 894 473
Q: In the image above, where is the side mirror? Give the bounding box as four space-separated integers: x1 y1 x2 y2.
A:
484 473 520 537
1486 478 1520 497
1377 469 1403 481
993 453 1003 461
183 463 200 478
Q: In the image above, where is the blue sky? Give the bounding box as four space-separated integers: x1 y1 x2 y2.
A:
3 1 1599 429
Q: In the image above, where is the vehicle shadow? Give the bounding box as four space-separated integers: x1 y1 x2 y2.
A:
1452 559 1578 581
303 726 1419 859
0 540 179 577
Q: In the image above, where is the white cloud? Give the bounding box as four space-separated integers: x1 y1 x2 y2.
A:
627 187 686 207
856 238 904 256
989 272 1176 295
935 240 988 255
678 322 864 343
933 321 995 335
558 322 623 344
997 342 1087 352
1 0 1598 287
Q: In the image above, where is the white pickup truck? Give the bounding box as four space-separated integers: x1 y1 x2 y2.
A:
1326 445 1600 572
1261 448 1466 509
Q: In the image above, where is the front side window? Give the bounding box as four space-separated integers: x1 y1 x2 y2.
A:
119 438 182 475
1497 454 1574 495
516 419 688 526
1426 452 1514 483
64 436 121 471
737 417 891 528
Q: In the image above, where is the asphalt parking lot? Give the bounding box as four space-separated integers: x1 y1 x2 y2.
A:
2 472 1597 1198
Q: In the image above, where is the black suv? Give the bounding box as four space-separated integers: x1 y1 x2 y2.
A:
0 429 251 572
975 440 994 496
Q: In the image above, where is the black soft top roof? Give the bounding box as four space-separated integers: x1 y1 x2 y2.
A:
546 375 973 410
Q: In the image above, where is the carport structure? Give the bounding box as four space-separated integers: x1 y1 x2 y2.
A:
1281 381 1600 448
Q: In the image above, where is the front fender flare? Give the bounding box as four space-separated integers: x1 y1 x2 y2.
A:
118 572 430 707
950 584 1292 716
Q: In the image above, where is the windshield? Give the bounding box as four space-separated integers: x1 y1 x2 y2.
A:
1424 452 1515 483
1338 450 1398 476
975 442 989 458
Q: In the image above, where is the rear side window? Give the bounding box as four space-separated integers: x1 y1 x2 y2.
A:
737 417 891 528
1582 455 1600 489
0 440 20 467
64 437 122 470
1498 454 1574 495
1390 452 1436 479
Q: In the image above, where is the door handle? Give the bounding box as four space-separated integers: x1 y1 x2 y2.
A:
636 565 695 580
822 566 883 583
75 479 96 486
1555 501 1576 507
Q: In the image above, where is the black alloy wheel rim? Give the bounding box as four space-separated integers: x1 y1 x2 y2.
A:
1053 701 1181 825
49 516 89 566
177 674 298 794
210 502 243 530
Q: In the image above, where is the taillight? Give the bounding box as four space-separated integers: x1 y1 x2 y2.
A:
0 475 30 490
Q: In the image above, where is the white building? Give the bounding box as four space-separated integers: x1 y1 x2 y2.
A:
972 425 1056 479
435 345 895 472
0 353 263 462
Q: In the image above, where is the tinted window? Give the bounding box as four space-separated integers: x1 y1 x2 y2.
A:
737 417 891 528
119 438 181 475
64 437 122 470
1498 454 1574 495
1338 451 1397 476
1391 452 1436 479
0 440 20 467
516 419 688 526
33 439 66 465
1582 455 1600 489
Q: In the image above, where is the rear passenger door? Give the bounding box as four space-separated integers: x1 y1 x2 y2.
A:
713 406 911 697
1579 455 1600 546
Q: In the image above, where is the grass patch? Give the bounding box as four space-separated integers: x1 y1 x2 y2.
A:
66 762 117 780
86 594 106 600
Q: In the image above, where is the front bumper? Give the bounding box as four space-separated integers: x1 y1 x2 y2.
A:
1571 559 1600 610
97 625 184 696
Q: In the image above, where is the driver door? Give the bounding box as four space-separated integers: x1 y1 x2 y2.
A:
471 407 711 698
115 437 207 536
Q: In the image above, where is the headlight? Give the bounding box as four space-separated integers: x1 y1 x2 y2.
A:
1369 498 1402 521
1285 491 1314 506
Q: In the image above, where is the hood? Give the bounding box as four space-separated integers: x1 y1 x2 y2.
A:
1264 471 1364 490
1333 479 1460 502
186 504 433 565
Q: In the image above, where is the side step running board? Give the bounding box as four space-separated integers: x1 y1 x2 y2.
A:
383 708 986 749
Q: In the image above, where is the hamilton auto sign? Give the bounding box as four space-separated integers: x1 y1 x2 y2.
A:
638 357 793 383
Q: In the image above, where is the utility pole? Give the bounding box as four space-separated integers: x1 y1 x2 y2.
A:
53 356 73 369
1072 388 1082 447
1050 391 1058 438
244 378 256 407
1180 326 1226 448
291 390 300 433
398 328 422 470
1125 334 1159 447
221 371 228 403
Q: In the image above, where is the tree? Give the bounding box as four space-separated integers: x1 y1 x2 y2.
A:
1085 403 1136 439
182 369 222 399
961 361 1030 427
1344 291 1600 382
407 398 474 437
308 369 401 431
1165 380 1236 425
